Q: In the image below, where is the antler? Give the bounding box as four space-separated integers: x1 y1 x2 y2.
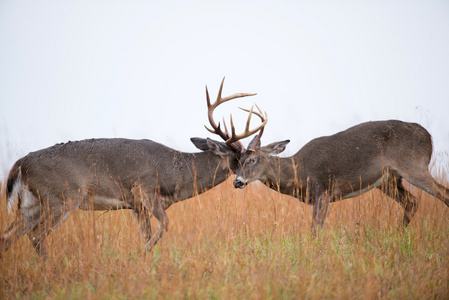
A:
204 77 267 152
237 104 268 151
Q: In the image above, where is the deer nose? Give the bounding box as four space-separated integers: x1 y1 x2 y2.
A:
234 178 246 189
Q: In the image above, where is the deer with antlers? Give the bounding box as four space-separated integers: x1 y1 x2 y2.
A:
0 78 267 258
234 120 449 235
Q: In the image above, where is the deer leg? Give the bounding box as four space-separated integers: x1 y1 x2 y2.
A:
140 196 169 252
27 207 72 259
131 207 152 242
0 220 25 257
0 209 70 259
382 178 419 227
311 191 331 237
407 170 449 207
397 181 419 227
27 226 48 258
0 200 43 257
23 199 74 259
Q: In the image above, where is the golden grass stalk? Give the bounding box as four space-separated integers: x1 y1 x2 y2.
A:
1 174 448 299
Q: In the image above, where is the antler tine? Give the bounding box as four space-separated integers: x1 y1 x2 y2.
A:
211 78 257 107
224 116 245 152
222 116 228 134
244 105 254 133
217 77 225 105
239 103 267 123
205 84 212 108
236 104 268 151
223 104 268 150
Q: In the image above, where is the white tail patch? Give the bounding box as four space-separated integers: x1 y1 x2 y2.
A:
8 167 39 214
7 166 21 212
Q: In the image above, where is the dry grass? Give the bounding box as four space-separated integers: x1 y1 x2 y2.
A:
1 177 448 299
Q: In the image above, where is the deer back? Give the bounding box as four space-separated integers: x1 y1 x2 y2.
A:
294 120 432 188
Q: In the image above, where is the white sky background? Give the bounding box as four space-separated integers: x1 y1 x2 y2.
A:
1 0 449 179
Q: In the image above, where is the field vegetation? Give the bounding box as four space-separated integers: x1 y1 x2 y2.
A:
1 171 448 299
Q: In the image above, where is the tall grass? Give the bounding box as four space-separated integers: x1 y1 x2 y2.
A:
1 177 448 299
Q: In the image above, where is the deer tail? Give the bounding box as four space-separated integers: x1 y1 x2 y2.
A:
6 163 23 212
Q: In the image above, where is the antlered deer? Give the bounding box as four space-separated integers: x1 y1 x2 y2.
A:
0 78 267 258
234 120 449 235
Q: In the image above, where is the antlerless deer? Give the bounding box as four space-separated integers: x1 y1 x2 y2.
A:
234 120 449 235
0 78 267 258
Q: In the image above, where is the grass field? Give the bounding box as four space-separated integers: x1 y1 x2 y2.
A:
1 174 448 299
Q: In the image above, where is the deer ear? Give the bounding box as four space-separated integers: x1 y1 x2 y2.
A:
247 134 261 150
261 140 290 155
190 138 233 157
190 137 210 151
205 138 234 157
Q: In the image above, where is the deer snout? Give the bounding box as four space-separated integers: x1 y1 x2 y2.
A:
233 177 247 189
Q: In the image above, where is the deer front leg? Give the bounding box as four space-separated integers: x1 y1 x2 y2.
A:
131 207 152 242
143 196 169 253
311 191 330 237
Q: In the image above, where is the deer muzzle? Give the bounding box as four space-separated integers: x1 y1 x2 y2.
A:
233 177 247 189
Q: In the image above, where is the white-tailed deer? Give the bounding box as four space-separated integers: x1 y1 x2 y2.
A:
234 120 449 235
0 78 267 258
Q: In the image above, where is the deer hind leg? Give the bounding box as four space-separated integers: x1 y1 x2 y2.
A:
26 203 73 259
311 191 331 237
0 220 29 256
0 193 43 256
0 205 70 259
12 194 75 259
382 176 419 227
407 170 449 208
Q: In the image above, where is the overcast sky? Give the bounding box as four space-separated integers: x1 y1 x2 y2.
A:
1 0 448 179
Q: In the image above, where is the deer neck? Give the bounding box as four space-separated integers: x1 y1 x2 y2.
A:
167 151 235 204
191 151 235 189
262 156 306 198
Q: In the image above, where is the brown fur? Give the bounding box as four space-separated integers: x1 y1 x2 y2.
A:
236 120 449 235
1 137 238 257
